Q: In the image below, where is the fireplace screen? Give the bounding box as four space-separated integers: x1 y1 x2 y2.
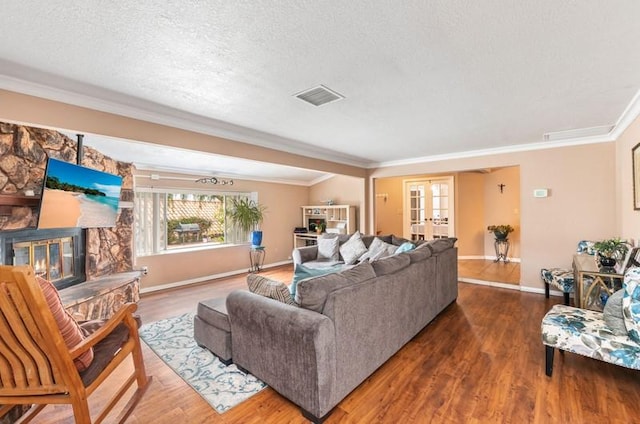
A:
13 237 75 282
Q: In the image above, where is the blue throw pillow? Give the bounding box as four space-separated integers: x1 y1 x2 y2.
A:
395 242 415 254
290 263 342 297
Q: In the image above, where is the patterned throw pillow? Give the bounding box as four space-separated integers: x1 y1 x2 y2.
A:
247 274 297 306
36 276 94 371
603 289 627 336
622 267 640 342
317 235 340 261
339 231 368 265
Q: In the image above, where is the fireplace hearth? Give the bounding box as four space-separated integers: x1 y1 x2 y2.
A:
0 228 86 290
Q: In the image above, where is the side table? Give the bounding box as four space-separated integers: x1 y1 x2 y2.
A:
494 239 510 263
249 246 265 273
573 253 623 311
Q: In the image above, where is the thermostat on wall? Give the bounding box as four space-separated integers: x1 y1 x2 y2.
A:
533 189 548 198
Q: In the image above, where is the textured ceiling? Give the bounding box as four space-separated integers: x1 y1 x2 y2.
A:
2 1 640 180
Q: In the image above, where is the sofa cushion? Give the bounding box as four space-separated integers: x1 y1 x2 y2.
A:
37 276 94 371
296 261 376 313
603 289 627 336
406 247 432 263
622 267 640 343
290 263 342 297
391 235 411 246
247 274 297 306
371 253 411 276
340 231 368 265
317 234 340 261
425 237 458 253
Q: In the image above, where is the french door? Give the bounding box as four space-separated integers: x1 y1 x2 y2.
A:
403 177 454 241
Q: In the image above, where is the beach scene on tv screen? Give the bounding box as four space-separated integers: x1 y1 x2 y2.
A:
38 158 122 229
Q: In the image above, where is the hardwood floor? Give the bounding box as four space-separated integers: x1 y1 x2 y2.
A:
33 265 640 423
458 259 520 285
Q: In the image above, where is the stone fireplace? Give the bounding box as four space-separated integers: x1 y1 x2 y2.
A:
0 122 139 320
0 227 86 290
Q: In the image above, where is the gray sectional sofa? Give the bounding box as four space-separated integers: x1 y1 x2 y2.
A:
226 236 458 423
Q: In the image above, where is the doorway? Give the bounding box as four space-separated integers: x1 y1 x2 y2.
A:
374 167 520 286
403 176 455 241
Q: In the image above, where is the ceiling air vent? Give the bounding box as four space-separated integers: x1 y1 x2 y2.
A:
543 125 614 141
294 85 344 106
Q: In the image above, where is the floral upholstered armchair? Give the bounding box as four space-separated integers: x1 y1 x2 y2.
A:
541 267 640 376
540 240 595 305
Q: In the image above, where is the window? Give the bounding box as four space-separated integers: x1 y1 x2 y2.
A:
134 188 255 256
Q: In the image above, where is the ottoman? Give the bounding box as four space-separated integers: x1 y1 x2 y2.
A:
194 297 233 365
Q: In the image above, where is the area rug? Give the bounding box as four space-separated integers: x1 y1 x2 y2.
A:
139 312 266 413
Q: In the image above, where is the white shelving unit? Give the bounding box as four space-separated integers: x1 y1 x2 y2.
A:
294 205 357 247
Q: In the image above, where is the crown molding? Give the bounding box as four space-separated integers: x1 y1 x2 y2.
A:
610 88 640 140
371 88 640 169
370 135 616 169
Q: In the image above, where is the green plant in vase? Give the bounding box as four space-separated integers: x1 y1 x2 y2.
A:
487 224 514 240
226 197 266 246
593 237 629 269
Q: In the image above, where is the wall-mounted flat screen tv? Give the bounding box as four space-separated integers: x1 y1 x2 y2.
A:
38 158 123 229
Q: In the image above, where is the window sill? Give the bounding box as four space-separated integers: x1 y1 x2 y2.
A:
137 242 250 258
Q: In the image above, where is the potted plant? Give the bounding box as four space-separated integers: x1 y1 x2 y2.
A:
487 224 514 240
226 197 266 246
593 237 629 269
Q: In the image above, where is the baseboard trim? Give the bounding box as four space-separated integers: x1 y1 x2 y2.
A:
458 278 521 291
140 260 292 294
458 256 522 263
459 278 568 298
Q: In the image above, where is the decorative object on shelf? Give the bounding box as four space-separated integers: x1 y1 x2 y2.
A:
633 142 640 210
316 222 326 234
593 237 630 271
226 197 266 246
487 224 514 240
195 176 234 185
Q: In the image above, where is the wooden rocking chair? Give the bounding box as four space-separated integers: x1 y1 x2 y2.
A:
0 265 151 423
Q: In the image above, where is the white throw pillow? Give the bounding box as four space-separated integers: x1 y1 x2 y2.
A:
340 231 368 265
369 242 397 262
359 237 386 262
317 235 340 261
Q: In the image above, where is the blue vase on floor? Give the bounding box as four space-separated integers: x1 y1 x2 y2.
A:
251 231 263 247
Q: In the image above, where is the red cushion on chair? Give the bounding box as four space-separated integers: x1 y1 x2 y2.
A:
36 276 94 371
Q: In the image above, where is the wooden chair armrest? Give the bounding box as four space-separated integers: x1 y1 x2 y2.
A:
68 303 139 359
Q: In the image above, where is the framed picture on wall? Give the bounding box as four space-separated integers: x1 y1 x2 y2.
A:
634 143 640 210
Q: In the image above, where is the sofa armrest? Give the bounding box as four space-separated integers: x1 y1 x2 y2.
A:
292 245 318 265
226 290 336 418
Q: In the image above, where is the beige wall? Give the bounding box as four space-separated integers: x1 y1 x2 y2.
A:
456 172 485 257
370 142 617 290
374 176 405 236
309 175 365 231
483 167 520 258
617 114 640 241
134 170 308 289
